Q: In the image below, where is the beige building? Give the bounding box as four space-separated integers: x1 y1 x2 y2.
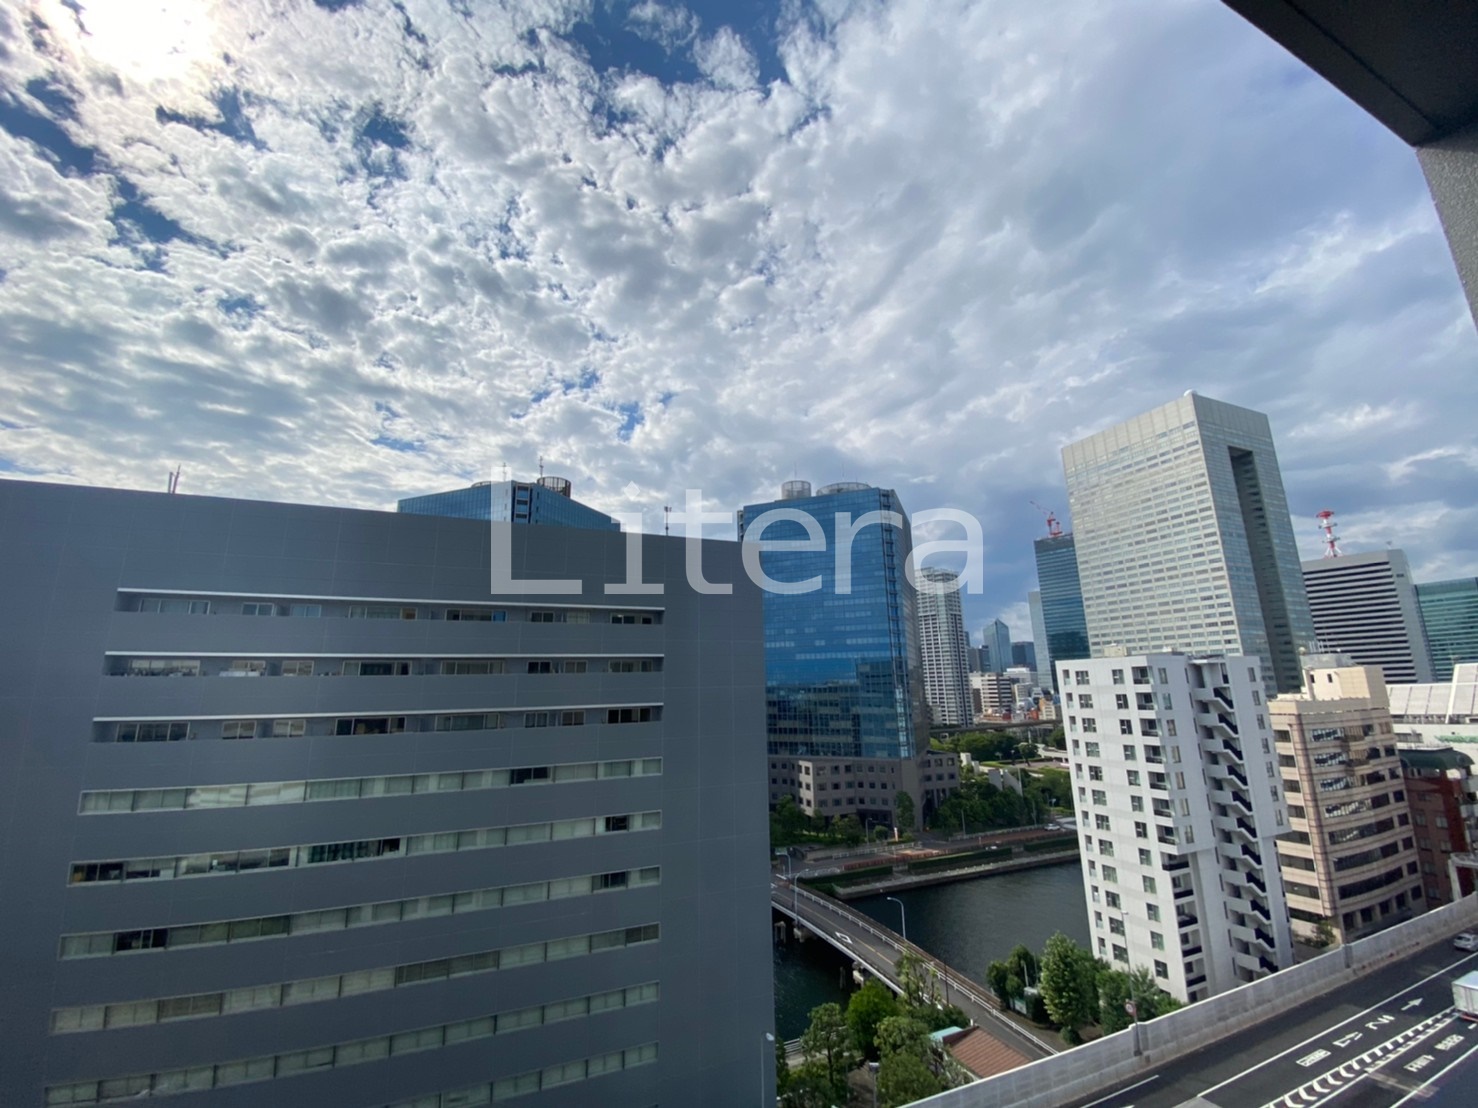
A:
767 753 959 830
1272 656 1425 944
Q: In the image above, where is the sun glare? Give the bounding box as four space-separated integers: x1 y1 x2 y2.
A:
66 0 220 87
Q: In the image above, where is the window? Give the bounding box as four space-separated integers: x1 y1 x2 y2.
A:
348 605 416 620
1120 719 1134 735
1138 848 1152 866
241 602 275 616
1089 766 1103 782
446 607 505 621
281 660 314 677
1079 694 1094 709
1142 875 1157 894
1102 865 1117 883
221 720 256 740
125 658 201 677
1115 693 1129 709
1147 904 1160 922
116 721 189 743
608 659 658 672
1131 796 1144 812
288 603 321 618
139 597 210 614
1154 960 1168 979
1092 790 1107 806
1082 717 1098 733
442 660 504 675
335 717 407 736
610 612 656 624
1111 669 1124 685
1165 719 1177 738
607 707 657 724
1085 742 1100 758
1135 821 1148 840
1123 744 1137 761
1095 814 1111 831
437 714 499 732
343 660 411 677
1100 841 1114 858
272 719 306 738
1074 670 1089 686
1126 770 1140 786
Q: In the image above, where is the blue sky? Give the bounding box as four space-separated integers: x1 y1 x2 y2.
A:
0 0 1474 640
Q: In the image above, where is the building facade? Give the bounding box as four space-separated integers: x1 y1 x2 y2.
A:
0 480 772 1108
917 567 973 727
1271 659 1424 945
1062 653 1293 1004
982 619 1013 675
1033 535 1088 691
739 480 951 827
1011 641 1038 674
968 672 1015 722
1302 550 1433 684
1398 745 1478 904
1062 393 1316 694
1386 663 1478 744
1417 577 1478 682
398 476 621 532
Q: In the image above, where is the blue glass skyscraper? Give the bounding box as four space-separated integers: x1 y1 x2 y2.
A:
398 476 620 531
1034 532 1089 690
738 480 927 762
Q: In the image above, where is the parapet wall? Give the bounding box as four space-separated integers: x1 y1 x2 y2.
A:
911 896 1478 1108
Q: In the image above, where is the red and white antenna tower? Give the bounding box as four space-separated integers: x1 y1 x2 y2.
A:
1030 500 1062 538
1316 509 1341 558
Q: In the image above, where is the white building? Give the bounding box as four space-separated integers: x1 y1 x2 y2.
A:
1386 662 1478 745
917 567 973 726
1302 549 1433 685
1062 393 1316 694
1062 653 1294 1005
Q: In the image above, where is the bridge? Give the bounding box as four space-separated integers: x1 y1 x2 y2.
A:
771 878 1055 1064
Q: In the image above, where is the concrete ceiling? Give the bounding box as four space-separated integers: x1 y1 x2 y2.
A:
1222 0 1478 146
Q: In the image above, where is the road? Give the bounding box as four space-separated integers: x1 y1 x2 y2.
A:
1069 937 1478 1108
772 877 1055 1063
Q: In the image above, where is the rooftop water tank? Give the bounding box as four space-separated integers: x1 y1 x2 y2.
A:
538 476 573 498
781 480 812 500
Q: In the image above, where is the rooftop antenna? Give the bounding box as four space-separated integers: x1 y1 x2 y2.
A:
1030 500 1062 538
501 461 508 482
1316 509 1341 558
663 505 671 536
166 465 181 495
538 455 545 480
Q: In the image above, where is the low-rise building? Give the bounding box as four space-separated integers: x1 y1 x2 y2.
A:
1398 744 1478 903
1272 656 1425 944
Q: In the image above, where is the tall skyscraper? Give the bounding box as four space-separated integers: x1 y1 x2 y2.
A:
1272 656 1424 944
739 481 955 827
1062 393 1315 693
982 619 1012 674
1061 652 1293 1003
1302 549 1433 684
0 480 773 1108
916 566 973 727
399 476 620 532
1417 577 1478 682
1011 641 1038 673
1029 590 1051 687
1033 534 1089 690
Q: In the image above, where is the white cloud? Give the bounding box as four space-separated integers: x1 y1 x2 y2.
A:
0 0 1475 635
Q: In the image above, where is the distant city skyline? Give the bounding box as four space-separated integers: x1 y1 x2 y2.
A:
1 0 1474 644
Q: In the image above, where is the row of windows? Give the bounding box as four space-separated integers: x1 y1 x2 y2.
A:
79 758 662 814
384 1043 659 1108
53 923 660 1034
118 657 662 678
43 984 659 1105
68 811 662 885
106 706 663 743
130 595 662 624
59 866 660 959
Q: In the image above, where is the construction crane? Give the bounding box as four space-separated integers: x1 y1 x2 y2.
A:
1030 500 1062 538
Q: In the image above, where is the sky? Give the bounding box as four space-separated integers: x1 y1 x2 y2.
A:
1 0 1475 641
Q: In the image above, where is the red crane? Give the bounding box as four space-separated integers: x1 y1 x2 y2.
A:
1031 501 1062 538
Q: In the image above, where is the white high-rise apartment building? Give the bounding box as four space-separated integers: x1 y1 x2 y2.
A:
1062 653 1294 1005
1063 393 1316 694
917 566 972 726
1302 550 1433 684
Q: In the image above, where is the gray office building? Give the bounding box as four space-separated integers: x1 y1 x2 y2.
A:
1063 393 1316 693
1302 549 1433 684
0 480 772 1107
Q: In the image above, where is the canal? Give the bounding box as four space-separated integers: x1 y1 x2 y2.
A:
774 860 1090 1038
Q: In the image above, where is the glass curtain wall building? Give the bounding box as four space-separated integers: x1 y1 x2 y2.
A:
398 477 620 532
737 481 927 762
1033 533 1089 691
1063 393 1315 694
1417 578 1478 682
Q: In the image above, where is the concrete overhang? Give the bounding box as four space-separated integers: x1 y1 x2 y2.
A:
1222 1 1478 146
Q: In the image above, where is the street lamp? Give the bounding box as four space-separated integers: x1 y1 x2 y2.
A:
886 896 907 944
762 1031 775 1105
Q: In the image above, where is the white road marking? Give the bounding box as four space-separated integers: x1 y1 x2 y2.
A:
1389 1037 1478 1107
1297 1050 1331 1068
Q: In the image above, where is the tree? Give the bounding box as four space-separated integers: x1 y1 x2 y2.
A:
895 950 935 1010
783 1061 837 1108
771 795 808 846
775 1033 791 1097
876 1015 947 1107
834 813 864 845
846 978 899 1057
894 790 915 832
1039 932 1098 1042
798 1002 857 1101
1100 966 1182 1033
878 1050 946 1107
986 960 1014 1006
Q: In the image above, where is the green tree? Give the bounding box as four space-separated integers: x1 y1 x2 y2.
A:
895 950 935 1010
1007 943 1039 988
846 978 899 1058
783 1060 837 1108
775 1033 791 1097
1039 932 1098 1042
834 813 864 845
1099 966 1182 1033
986 960 1013 1006
894 790 915 831
878 1050 946 1107
771 795 808 846
1044 725 1066 749
798 1002 857 1101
